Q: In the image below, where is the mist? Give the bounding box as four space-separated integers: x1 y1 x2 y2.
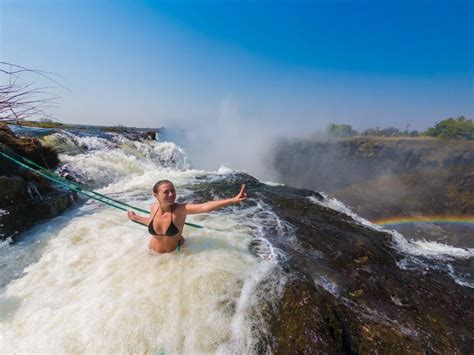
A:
160 96 321 181
268 135 473 222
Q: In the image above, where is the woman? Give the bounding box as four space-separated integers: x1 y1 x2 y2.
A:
127 180 247 253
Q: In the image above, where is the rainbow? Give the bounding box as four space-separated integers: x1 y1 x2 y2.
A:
373 215 474 226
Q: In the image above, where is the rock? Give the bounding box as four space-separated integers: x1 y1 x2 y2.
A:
0 124 59 175
144 131 156 140
197 176 473 353
0 176 26 206
354 256 369 264
0 123 75 241
253 272 345 354
0 189 77 241
119 130 158 142
265 187 473 353
349 289 364 298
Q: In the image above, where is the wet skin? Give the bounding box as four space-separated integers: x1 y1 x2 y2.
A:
147 183 185 253
127 182 247 254
148 202 186 253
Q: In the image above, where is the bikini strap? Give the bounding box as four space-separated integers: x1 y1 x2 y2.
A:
150 205 160 223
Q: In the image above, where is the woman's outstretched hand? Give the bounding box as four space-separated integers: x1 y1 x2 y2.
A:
233 184 247 203
127 210 137 220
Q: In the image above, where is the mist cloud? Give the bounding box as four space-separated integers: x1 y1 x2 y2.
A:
165 95 295 180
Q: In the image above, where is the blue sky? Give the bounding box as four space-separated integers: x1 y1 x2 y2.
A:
1 0 472 132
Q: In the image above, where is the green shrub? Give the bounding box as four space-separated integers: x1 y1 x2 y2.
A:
424 116 473 140
327 124 358 137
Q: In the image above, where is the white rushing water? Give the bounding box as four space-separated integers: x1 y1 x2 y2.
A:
0 133 287 353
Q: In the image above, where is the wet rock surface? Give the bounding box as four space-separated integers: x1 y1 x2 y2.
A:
0 124 77 241
198 175 473 353
266 192 473 353
0 125 59 174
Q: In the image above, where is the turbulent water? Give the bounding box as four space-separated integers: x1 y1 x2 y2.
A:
0 129 286 353
0 128 472 353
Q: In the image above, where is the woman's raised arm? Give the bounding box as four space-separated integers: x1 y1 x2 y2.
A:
183 184 247 215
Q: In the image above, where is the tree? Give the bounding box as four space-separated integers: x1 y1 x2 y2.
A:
424 116 474 140
327 123 358 137
361 127 380 136
379 127 401 137
362 126 420 137
407 130 420 137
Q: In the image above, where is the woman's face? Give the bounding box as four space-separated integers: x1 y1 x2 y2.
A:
156 182 176 205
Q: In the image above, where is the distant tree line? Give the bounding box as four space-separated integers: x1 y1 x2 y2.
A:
327 116 473 140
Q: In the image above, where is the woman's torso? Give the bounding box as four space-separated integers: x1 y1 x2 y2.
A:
148 203 186 253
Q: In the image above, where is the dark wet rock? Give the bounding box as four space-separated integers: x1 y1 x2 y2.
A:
55 165 83 184
0 189 77 241
115 130 158 142
144 131 156 140
0 124 77 241
0 176 26 205
0 125 59 174
263 272 345 354
196 175 474 353
267 190 473 353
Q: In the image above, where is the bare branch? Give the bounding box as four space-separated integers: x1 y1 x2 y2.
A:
0 62 66 122
0 61 68 90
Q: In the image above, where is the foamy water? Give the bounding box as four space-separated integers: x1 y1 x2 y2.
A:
0 209 261 353
0 133 287 353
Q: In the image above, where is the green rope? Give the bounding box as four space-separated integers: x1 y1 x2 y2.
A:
1 151 130 210
5 151 207 230
0 150 206 230
7 150 151 214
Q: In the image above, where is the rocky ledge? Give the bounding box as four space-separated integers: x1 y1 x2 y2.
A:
0 124 77 241
190 176 473 353
263 189 473 353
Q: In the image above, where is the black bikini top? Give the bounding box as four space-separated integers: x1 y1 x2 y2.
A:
148 204 180 237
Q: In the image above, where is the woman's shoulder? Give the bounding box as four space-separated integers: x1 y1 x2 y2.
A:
173 202 187 212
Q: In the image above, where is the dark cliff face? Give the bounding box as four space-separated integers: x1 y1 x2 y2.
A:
272 137 473 193
271 137 474 246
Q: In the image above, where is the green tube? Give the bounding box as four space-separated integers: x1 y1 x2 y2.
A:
0 151 207 230
1 151 127 210
8 150 150 214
